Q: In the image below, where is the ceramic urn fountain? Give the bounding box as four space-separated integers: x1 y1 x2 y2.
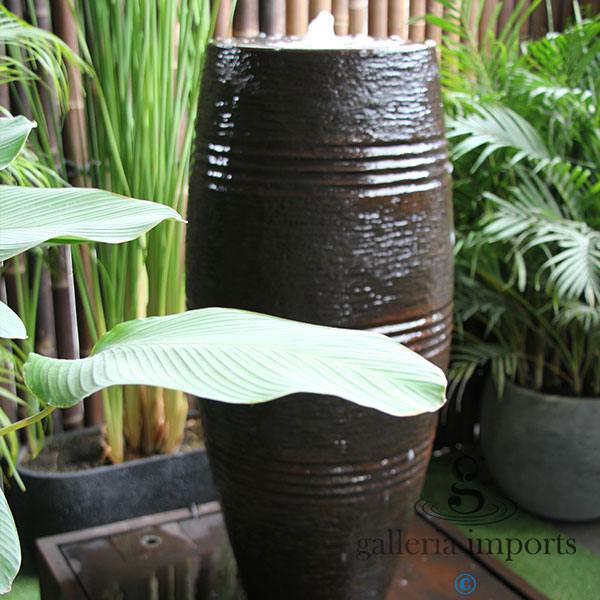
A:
186 16 453 599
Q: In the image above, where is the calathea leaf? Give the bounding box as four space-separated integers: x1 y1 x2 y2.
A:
24 308 447 417
0 115 35 170
0 489 20 595
0 186 184 261
0 301 26 339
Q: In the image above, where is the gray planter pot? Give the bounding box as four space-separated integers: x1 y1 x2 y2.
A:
8 427 216 550
480 379 600 521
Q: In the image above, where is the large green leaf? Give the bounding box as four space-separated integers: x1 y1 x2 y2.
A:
0 116 35 170
24 308 447 417
0 489 20 595
0 186 184 261
0 301 26 339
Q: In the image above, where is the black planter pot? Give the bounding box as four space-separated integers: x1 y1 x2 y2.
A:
8 427 216 550
480 379 600 521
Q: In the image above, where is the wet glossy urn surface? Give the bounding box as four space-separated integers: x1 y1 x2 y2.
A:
187 38 453 600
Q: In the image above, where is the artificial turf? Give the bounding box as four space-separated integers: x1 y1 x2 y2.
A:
4 546 39 600
420 453 600 600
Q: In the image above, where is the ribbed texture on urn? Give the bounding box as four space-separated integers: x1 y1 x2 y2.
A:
200 395 437 600
187 42 454 368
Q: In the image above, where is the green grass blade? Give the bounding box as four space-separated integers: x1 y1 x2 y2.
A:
24 308 447 417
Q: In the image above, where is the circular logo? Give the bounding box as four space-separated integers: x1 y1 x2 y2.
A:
455 574 476 595
415 496 517 526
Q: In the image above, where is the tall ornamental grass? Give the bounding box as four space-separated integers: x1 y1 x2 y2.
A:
70 0 219 462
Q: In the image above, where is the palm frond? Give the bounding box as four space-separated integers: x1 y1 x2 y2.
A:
553 302 600 333
447 105 552 172
0 8 83 111
535 225 600 307
449 342 521 402
480 170 600 307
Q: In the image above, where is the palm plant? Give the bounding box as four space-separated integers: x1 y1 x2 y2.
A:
431 0 600 397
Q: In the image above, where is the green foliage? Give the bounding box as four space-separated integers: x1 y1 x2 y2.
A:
0 116 35 170
0 488 20 595
69 0 219 459
433 0 600 397
0 111 181 596
0 8 85 468
0 186 183 262
24 308 447 416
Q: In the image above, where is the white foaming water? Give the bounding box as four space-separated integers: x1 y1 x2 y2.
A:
303 11 336 45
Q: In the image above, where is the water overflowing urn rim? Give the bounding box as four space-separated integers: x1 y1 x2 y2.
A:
210 35 438 53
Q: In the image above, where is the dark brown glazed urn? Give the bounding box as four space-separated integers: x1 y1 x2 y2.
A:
187 38 453 600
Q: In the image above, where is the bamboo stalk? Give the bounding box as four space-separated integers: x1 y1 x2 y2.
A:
4 0 32 119
519 0 531 40
388 0 407 38
548 0 560 31
310 0 332 22
368 0 388 38
445 0 461 44
233 0 260 36
0 275 18 424
32 0 69 432
332 0 349 34
50 0 107 427
28 0 82 431
50 0 88 185
52 246 84 430
529 0 547 38
498 0 515 33
3 256 30 438
287 0 309 35
469 0 480 37
479 0 498 44
426 0 443 46
215 0 234 37
348 0 366 34
409 0 427 41
33 261 57 361
260 0 286 34
32 253 64 432
34 0 63 160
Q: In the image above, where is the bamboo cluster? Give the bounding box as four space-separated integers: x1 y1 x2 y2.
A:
218 0 599 39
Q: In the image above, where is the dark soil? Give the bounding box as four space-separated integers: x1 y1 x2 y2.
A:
22 419 205 473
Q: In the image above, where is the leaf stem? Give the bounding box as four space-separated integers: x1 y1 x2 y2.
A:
0 405 55 438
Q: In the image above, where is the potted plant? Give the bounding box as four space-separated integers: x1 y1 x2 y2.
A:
0 8 220 547
0 113 186 593
1 1 218 466
435 0 600 519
